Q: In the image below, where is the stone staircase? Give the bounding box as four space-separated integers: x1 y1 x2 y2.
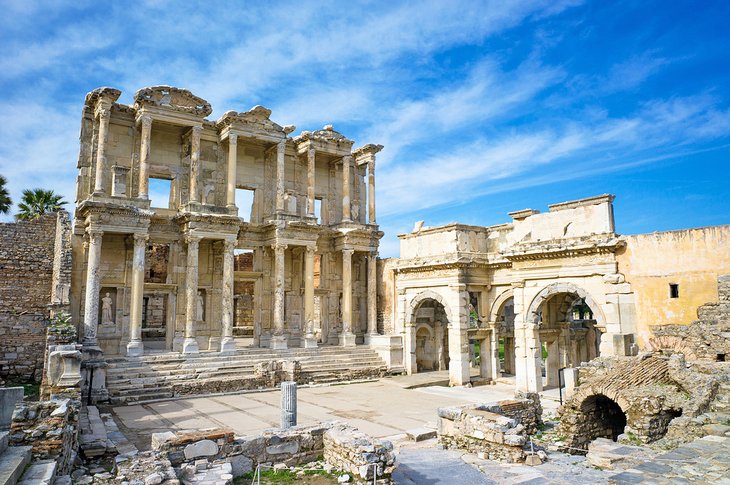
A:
106 345 390 404
0 430 32 485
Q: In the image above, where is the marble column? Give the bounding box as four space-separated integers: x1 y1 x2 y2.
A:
341 155 352 222
275 139 286 212
183 235 200 354
93 108 111 195
303 246 317 348
82 228 104 348
220 239 236 352
368 159 376 224
138 115 152 199
271 243 288 350
367 252 378 336
307 147 316 217
226 133 238 209
126 233 148 357
340 248 356 346
189 125 203 204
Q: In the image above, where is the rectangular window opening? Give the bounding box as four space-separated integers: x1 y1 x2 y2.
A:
234 248 254 272
669 283 679 299
235 188 255 222
149 177 172 209
314 198 323 223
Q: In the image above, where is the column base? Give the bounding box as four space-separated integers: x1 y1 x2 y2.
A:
303 335 318 349
363 333 380 345
339 332 356 347
182 337 199 354
126 340 144 357
220 337 237 353
270 335 288 350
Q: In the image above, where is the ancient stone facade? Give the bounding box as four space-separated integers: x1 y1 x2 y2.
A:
70 85 383 370
0 211 72 384
380 194 730 392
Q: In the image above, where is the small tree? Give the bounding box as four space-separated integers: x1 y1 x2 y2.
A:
0 175 11 214
16 188 67 220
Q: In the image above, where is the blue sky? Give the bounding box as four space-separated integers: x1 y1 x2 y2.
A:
0 0 728 257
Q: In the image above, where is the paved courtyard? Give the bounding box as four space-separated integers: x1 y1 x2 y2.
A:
110 375 557 450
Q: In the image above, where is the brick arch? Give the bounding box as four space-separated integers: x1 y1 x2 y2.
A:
408 289 452 325
489 289 514 323
526 282 606 327
648 335 699 360
571 385 631 414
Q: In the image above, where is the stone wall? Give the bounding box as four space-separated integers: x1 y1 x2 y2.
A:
323 424 395 481
10 397 80 475
617 225 730 346
649 275 730 360
0 211 71 383
151 422 395 481
437 395 543 462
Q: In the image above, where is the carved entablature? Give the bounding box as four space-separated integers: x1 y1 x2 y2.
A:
174 212 242 240
216 106 289 142
84 87 122 110
77 200 153 234
503 236 624 262
353 144 384 166
294 125 354 157
134 85 212 118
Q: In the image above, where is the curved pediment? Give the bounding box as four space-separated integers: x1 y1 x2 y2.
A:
84 87 121 108
134 85 212 118
216 105 287 134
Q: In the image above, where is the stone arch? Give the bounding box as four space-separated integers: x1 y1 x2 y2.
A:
526 282 606 328
572 385 631 414
408 289 453 325
647 335 699 360
489 289 514 323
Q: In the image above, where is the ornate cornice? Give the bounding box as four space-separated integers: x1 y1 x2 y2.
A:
503 237 624 262
134 85 212 117
216 105 292 137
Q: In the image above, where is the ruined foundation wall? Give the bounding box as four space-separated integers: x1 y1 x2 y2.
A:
0 212 71 383
617 225 730 348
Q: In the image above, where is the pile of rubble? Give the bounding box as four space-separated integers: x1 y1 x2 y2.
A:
437 392 543 463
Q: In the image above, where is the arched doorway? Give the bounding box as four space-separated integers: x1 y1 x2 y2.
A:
581 394 627 442
412 298 449 373
495 296 516 376
528 284 605 389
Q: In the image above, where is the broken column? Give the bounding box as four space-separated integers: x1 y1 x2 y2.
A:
280 381 297 428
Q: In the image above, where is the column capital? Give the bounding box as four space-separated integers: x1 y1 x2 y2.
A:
223 238 237 251
191 125 203 135
271 242 288 252
185 234 201 246
305 245 317 255
86 228 104 239
139 114 152 128
133 233 149 243
342 248 354 257
97 107 111 121
228 132 238 145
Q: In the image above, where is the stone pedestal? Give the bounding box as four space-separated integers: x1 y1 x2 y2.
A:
270 335 288 350
220 338 237 353
303 335 318 349
126 340 144 358
182 338 200 354
339 332 356 347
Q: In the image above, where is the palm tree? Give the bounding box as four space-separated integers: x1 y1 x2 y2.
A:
15 188 67 220
0 175 11 214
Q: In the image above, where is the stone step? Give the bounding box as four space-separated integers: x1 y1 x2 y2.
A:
0 446 32 485
106 355 382 378
18 459 57 485
106 346 380 365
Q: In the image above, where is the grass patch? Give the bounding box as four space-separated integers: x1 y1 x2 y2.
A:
236 468 339 484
